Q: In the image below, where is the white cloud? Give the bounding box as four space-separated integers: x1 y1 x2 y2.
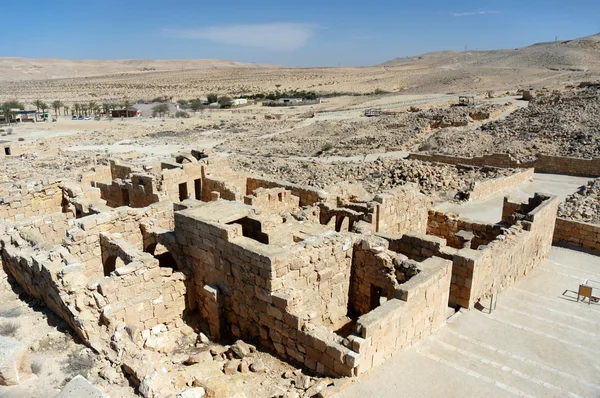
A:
163 23 316 51
451 10 500 17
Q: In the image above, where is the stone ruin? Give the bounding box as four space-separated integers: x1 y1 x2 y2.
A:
0 151 559 395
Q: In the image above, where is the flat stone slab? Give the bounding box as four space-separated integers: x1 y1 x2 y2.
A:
0 336 31 386
56 375 107 398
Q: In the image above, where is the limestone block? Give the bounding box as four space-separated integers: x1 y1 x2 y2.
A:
56 375 108 397
0 337 31 386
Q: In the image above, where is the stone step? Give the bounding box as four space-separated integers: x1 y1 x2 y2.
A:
441 330 600 398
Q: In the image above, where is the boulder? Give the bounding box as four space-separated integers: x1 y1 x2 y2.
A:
56 375 108 397
0 336 31 386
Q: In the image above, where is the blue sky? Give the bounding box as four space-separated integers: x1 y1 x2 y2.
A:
1 0 599 66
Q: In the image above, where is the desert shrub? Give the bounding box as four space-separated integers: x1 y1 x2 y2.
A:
7 128 13 134
175 111 190 118
0 307 22 318
0 321 19 336
373 88 390 95
207 93 218 104
62 352 95 379
322 142 333 152
18 137 24 141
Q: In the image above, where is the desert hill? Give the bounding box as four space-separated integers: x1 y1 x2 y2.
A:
379 32 600 72
0 58 275 81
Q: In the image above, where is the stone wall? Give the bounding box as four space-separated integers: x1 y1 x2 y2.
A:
427 210 503 249
15 212 72 245
80 165 112 185
0 183 64 222
467 168 534 200
247 177 327 207
410 152 600 178
98 233 187 333
350 256 451 374
466 195 558 307
372 184 430 235
553 217 600 253
65 201 174 278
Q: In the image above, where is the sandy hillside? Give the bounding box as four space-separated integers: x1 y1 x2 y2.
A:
0 58 275 81
1 33 599 103
380 33 600 71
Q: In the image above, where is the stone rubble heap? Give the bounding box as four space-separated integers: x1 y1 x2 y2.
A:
558 178 600 224
231 156 514 199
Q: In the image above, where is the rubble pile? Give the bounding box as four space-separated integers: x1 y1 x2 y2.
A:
422 88 600 160
231 156 515 199
558 178 600 224
220 104 506 158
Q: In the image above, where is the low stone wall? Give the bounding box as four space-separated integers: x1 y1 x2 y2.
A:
468 168 534 201
409 152 600 178
98 234 187 333
65 201 174 278
427 210 503 249
351 257 451 374
372 184 430 235
553 217 600 253
247 177 327 207
0 183 64 222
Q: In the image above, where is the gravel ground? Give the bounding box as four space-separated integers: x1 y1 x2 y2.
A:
558 178 600 224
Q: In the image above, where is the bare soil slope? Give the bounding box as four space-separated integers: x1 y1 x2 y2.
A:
380 33 600 71
0 58 274 81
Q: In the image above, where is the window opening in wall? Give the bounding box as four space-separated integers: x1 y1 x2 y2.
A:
145 243 178 269
278 192 284 202
370 285 383 311
4 147 10 155
179 182 188 201
227 217 269 244
194 178 202 200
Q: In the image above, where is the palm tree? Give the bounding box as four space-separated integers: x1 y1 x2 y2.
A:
52 100 63 119
34 99 44 111
40 102 48 114
102 103 111 115
63 105 69 116
1 102 14 125
88 101 97 116
121 99 131 118
74 103 80 116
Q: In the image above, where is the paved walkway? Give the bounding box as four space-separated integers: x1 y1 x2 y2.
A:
338 247 600 398
434 173 592 224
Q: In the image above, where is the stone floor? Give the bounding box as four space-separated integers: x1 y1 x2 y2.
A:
337 246 600 398
435 173 592 224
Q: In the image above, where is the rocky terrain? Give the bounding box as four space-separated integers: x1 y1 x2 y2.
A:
221 103 509 157
420 87 600 160
230 156 515 201
558 178 600 224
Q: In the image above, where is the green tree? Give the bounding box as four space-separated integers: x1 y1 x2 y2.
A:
88 102 97 116
122 99 131 116
207 93 218 104
102 103 111 115
34 99 44 111
152 104 169 117
217 96 232 108
73 103 80 116
190 100 205 112
52 100 63 119
1 102 15 125
63 104 69 116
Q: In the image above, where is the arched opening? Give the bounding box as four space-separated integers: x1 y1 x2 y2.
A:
103 255 125 276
